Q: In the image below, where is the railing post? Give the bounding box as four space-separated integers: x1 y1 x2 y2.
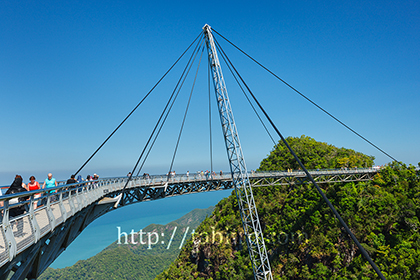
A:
2 201 16 261
80 186 88 208
28 196 41 243
86 184 94 205
58 191 67 222
45 195 56 231
68 189 76 216
75 187 82 212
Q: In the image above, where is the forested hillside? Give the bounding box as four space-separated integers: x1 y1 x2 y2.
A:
157 136 420 279
39 207 214 280
259 135 375 170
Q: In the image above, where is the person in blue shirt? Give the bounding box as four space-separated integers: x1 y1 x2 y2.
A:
42 173 57 192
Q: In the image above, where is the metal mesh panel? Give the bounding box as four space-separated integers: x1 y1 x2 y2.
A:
80 193 87 208
72 196 80 211
0 226 9 266
62 199 73 217
35 208 51 237
51 203 63 225
11 215 35 253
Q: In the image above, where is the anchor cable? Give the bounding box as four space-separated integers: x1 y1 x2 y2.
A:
215 39 387 280
213 37 276 145
212 28 398 163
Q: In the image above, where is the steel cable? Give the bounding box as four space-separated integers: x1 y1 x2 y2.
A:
212 28 398 163
213 37 387 280
121 35 204 202
134 39 206 179
213 37 277 145
167 46 205 177
74 31 204 176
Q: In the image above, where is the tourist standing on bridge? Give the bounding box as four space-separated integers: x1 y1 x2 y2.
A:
43 173 57 191
27 176 41 209
2 176 28 236
85 175 93 189
42 173 58 202
66 175 78 193
66 175 77 185
9 174 27 191
92 174 99 188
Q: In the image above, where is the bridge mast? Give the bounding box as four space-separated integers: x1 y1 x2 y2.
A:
203 24 273 280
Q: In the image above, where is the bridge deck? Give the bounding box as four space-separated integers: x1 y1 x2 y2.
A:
0 168 380 279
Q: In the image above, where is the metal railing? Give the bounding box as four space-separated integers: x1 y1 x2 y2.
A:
0 168 381 268
0 178 125 267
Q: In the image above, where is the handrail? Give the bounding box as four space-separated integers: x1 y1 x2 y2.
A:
0 167 382 273
0 168 382 217
0 167 385 190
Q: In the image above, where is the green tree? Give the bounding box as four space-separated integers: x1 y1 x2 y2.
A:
158 138 419 279
258 135 374 171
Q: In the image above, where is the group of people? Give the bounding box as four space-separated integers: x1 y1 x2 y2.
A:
0 173 99 236
1 172 100 213
0 173 59 212
196 170 222 179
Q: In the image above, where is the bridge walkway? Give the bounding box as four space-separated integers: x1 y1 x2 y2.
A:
0 168 379 279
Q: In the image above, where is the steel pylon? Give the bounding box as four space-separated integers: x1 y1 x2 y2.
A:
203 24 273 280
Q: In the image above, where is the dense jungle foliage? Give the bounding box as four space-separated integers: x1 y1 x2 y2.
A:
259 135 375 170
157 137 420 279
38 207 214 280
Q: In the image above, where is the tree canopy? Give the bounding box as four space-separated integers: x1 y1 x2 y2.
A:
157 138 419 279
258 135 375 171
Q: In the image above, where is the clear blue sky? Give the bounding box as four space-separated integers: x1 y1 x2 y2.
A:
1 0 419 186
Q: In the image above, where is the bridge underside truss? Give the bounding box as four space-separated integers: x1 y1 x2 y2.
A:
0 169 378 279
120 179 234 205
251 171 376 188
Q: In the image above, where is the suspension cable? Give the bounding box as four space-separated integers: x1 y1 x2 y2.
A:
167 46 205 177
73 31 204 177
135 39 205 179
208 53 214 176
213 37 276 145
212 28 398 163
214 38 387 280
121 35 204 199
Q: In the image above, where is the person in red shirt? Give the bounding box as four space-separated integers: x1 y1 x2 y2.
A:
27 176 41 209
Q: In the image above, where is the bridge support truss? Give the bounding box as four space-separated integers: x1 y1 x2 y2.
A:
203 24 273 280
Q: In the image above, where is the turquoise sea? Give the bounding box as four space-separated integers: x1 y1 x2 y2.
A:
50 189 232 268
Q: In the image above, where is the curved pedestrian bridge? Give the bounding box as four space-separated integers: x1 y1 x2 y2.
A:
0 168 379 279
